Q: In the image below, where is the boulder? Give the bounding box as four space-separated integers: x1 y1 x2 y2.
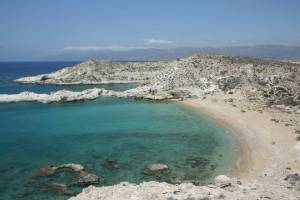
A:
76 173 104 185
143 164 169 175
168 174 182 184
39 165 57 175
214 175 231 188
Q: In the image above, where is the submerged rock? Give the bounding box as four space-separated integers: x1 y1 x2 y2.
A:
27 163 104 196
0 165 13 172
143 164 170 176
12 189 32 199
46 183 75 195
77 173 104 185
168 174 182 184
102 159 120 170
186 156 210 168
38 165 57 175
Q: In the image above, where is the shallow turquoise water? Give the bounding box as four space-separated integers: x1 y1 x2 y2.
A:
0 62 242 199
0 96 242 199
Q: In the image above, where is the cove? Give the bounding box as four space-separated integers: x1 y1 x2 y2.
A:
0 97 242 199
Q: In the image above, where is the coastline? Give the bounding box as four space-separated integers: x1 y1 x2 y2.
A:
181 100 252 179
3 55 300 199
70 90 300 199
181 90 299 181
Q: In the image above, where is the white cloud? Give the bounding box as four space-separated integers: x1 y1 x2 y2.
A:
231 40 237 43
60 45 151 51
145 39 175 45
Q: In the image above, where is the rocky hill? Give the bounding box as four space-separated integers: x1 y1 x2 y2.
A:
5 53 300 199
14 53 300 110
15 59 166 84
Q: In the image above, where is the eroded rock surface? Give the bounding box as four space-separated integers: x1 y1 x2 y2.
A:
143 164 170 176
168 174 182 184
26 163 104 196
214 175 231 188
0 53 298 108
69 170 300 200
15 59 164 85
3 53 298 109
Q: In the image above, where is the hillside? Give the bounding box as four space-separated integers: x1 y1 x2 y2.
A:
14 53 300 110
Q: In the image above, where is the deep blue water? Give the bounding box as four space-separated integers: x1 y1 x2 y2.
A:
0 62 242 200
0 62 139 94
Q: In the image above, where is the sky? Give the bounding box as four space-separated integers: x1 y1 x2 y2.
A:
1 0 300 53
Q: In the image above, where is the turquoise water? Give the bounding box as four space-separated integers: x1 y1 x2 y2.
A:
0 62 242 200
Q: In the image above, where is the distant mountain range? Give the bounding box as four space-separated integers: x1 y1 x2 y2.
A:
1 45 300 62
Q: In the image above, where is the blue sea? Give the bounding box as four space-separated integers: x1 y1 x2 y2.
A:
0 62 242 200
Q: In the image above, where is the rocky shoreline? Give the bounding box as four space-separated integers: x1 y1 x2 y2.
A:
2 53 299 108
2 53 300 199
69 171 300 200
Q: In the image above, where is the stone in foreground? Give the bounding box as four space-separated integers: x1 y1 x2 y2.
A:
214 175 231 188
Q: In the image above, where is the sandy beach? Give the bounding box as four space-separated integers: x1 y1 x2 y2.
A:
71 91 300 199
182 90 300 181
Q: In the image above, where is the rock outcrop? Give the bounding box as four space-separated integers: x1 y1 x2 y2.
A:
143 164 170 176
5 53 299 108
214 175 231 188
69 171 300 200
0 88 113 103
26 163 104 195
15 59 164 85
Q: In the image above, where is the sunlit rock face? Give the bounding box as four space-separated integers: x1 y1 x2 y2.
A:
7 53 300 108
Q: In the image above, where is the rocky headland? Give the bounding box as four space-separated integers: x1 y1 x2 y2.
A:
5 53 300 106
2 53 300 199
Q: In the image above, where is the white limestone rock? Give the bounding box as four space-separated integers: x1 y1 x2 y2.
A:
214 175 231 188
143 164 169 175
0 88 103 103
58 164 84 172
